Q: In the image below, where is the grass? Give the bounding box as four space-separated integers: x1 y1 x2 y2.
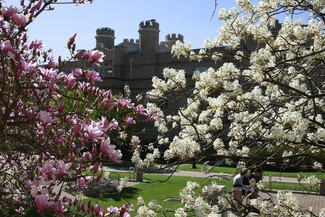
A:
177 164 325 179
79 163 322 216
82 170 318 216
83 174 224 216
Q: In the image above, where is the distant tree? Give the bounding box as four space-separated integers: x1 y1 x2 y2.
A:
0 0 146 216
136 0 325 216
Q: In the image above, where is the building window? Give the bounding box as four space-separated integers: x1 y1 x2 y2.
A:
100 67 113 78
107 68 113 76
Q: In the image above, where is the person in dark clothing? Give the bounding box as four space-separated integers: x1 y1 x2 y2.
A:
239 168 263 198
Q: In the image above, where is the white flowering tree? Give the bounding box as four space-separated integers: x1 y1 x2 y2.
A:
136 0 325 216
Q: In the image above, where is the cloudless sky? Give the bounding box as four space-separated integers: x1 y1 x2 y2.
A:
19 0 237 59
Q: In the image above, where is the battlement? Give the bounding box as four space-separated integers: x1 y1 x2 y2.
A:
139 19 159 29
96 27 115 36
165 33 184 42
123 39 139 44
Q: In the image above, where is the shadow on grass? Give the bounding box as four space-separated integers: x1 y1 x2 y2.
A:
86 186 140 202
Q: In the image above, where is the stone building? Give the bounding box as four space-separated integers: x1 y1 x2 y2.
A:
89 19 222 97
64 19 325 98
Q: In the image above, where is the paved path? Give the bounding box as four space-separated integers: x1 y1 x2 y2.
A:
106 166 309 183
106 166 325 216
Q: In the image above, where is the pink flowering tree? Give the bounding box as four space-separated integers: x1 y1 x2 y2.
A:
0 0 145 216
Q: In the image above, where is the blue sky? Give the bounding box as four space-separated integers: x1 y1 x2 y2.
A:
22 0 235 59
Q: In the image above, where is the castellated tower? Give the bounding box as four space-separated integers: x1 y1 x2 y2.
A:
138 19 160 53
95 27 115 49
165 33 184 50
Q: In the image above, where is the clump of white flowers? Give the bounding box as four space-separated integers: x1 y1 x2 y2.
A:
236 161 246 173
313 161 323 171
136 197 162 217
179 181 224 216
141 0 325 215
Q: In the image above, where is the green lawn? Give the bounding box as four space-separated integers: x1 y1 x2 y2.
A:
177 164 325 179
82 171 318 216
83 174 225 216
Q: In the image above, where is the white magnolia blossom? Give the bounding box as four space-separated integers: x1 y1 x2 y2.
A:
306 175 321 185
164 136 201 160
175 208 187 217
319 208 325 217
179 181 222 216
282 150 293 163
313 161 323 171
275 191 302 214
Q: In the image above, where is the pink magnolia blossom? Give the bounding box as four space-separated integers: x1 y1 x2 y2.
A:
0 40 12 53
100 137 112 156
85 70 102 85
92 145 98 155
78 81 90 92
67 33 77 50
48 79 57 96
123 116 136 128
82 50 105 63
15 206 25 215
92 162 100 173
66 73 76 89
93 204 105 217
54 200 67 215
29 40 44 50
34 0 43 10
40 67 58 80
100 117 109 129
74 122 83 134
30 185 41 198
48 57 57 69
82 151 92 161
108 119 119 130
117 97 133 108
12 13 27 27
3 6 18 18
35 194 51 213
99 140 122 162
76 177 89 187
107 206 119 215
120 203 134 217
102 90 113 99
39 111 58 127
78 203 85 212
109 149 122 163
20 59 36 73
25 180 34 190
84 121 104 141
134 104 147 115
53 160 72 177
148 114 161 121
89 50 105 62
40 160 55 176
72 68 83 77
58 101 64 112
102 98 115 111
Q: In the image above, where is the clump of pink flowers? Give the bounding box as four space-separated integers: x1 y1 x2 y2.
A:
0 1 144 216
